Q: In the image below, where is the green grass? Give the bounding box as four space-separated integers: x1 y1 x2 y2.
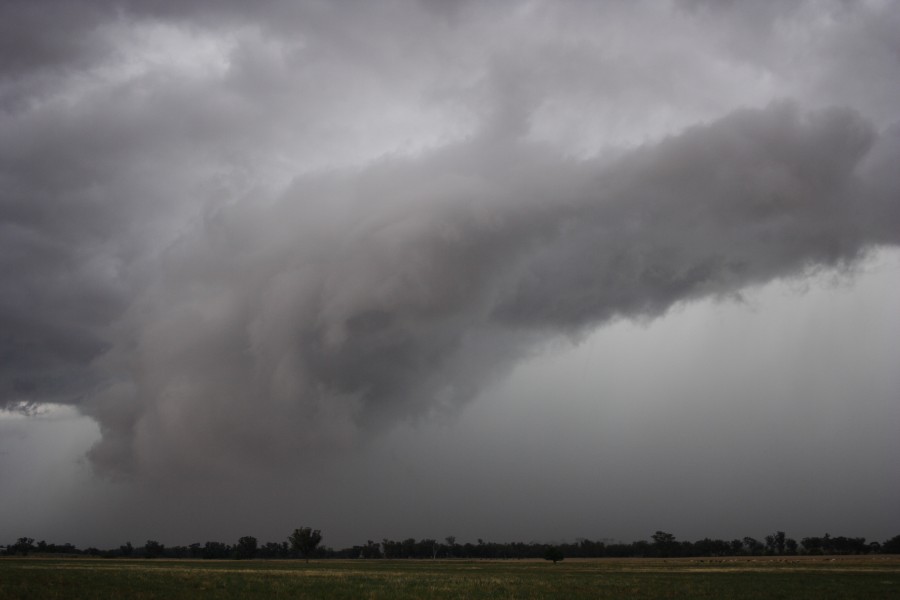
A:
2 556 898 599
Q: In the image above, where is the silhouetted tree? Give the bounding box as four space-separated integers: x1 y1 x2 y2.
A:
652 531 678 557
830 535 868 554
11 528 895 561
12 537 35 556
544 546 564 563
801 536 824 555
360 540 381 559
415 538 439 559
259 541 290 558
445 536 457 558
235 536 258 559
743 537 764 556
764 531 786 555
143 540 164 558
785 538 798 555
882 534 900 554
202 541 231 559
289 527 322 563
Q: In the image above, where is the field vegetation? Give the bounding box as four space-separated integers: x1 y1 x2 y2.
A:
2 555 898 600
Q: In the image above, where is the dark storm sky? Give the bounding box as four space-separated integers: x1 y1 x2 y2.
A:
1 0 898 549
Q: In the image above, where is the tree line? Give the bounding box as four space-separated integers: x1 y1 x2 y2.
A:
4 530 900 560
3 527 323 561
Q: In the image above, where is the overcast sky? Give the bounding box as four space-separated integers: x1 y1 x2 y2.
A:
1 0 899 550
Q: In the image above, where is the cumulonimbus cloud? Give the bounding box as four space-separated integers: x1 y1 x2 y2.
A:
81 101 899 477
1 0 899 479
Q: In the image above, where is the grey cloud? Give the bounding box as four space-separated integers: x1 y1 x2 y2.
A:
0 72 209 408
1 0 899 483
494 104 878 327
861 123 900 244
81 101 897 477
0 1 108 75
677 0 900 129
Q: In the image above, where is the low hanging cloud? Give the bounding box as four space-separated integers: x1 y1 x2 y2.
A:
83 101 898 477
1 0 899 479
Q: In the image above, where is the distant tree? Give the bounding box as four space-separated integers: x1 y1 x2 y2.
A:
202 541 231 559
120 541 134 557
143 540 164 559
57 543 78 555
652 531 678 557
882 534 900 554
743 537 764 556
361 540 382 559
829 535 867 555
235 536 258 560
774 531 786 555
577 538 605 557
765 531 786 555
259 541 290 559
417 538 439 559
289 527 323 563
801 536 824 555
544 546 564 564
381 538 401 559
445 536 457 558
631 540 651 557
12 537 35 556
693 537 730 557
785 538 798 555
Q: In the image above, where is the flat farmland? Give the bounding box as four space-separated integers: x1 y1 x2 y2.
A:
1 555 898 599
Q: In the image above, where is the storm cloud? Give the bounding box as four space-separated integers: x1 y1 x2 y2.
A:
79 100 899 478
2 0 899 496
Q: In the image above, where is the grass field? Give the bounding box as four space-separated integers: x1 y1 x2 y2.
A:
2 555 898 599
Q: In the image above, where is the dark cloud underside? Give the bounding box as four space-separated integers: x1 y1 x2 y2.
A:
1 0 898 483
